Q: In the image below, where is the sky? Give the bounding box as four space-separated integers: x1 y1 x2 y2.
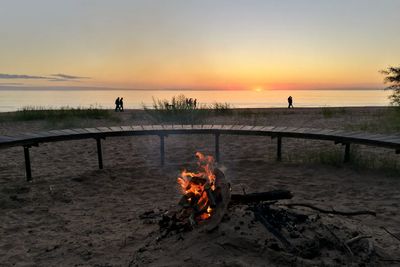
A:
0 0 399 91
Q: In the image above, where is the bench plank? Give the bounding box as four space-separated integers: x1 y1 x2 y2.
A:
193 124 203 129
161 125 173 130
231 125 245 130
222 125 234 130
71 128 90 134
131 125 144 131
182 125 193 130
152 125 164 131
120 126 133 131
172 125 183 129
241 125 255 131
270 126 287 132
110 126 123 132
260 126 276 132
60 129 81 135
142 125 154 131
85 128 103 134
96 127 113 133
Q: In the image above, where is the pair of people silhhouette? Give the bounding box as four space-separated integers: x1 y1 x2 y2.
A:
115 97 124 112
288 96 294 109
185 98 197 108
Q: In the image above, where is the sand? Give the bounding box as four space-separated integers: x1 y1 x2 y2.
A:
0 107 399 266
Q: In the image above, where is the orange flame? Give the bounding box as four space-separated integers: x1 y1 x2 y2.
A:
177 152 216 221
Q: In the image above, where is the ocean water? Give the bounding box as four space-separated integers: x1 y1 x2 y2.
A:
0 88 392 112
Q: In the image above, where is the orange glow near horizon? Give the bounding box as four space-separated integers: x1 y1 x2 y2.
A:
0 1 399 91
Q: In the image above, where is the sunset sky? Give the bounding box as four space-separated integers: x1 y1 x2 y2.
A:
0 0 399 90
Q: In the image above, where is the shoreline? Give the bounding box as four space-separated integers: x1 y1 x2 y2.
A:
0 105 395 114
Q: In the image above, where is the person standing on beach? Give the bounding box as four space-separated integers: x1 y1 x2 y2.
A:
115 97 120 111
120 97 124 112
288 96 294 108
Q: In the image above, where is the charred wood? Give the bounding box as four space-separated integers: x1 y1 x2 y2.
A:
231 190 293 204
204 168 231 232
253 205 297 253
204 184 217 208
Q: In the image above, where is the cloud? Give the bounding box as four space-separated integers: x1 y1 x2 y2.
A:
51 73 90 79
0 73 90 82
0 73 47 79
47 78 69 82
0 82 24 85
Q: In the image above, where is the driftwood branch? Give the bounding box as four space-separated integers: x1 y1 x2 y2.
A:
282 203 376 216
231 190 293 204
381 226 400 242
346 235 372 245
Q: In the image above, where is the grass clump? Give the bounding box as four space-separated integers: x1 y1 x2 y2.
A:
143 94 233 124
345 107 400 133
349 147 400 176
0 105 119 128
12 105 112 121
299 145 399 176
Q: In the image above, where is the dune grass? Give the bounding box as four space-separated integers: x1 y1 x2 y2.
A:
295 145 400 176
345 107 400 133
143 94 233 124
0 106 119 128
13 106 111 120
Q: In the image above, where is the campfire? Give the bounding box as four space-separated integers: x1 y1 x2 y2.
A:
158 152 231 233
136 153 383 266
177 152 222 223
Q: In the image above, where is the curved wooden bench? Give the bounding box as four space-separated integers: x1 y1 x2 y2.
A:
0 125 399 181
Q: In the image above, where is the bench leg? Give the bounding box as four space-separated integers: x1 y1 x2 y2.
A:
215 133 220 162
160 135 165 166
96 138 103 169
277 136 282 161
344 143 350 163
24 146 32 181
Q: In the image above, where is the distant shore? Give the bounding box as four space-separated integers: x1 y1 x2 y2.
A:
0 105 394 114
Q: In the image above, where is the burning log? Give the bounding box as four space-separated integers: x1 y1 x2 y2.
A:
204 184 217 208
231 189 293 204
204 168 231 232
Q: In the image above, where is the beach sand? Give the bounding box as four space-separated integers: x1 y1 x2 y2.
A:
0 107 399 266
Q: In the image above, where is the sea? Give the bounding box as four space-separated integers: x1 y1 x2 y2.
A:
0 88 392 112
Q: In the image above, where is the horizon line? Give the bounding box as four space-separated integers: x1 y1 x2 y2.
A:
0 85 386 91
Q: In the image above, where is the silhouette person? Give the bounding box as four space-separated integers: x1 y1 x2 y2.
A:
120 97 124 112
115 97 120 112
288 96 294 109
